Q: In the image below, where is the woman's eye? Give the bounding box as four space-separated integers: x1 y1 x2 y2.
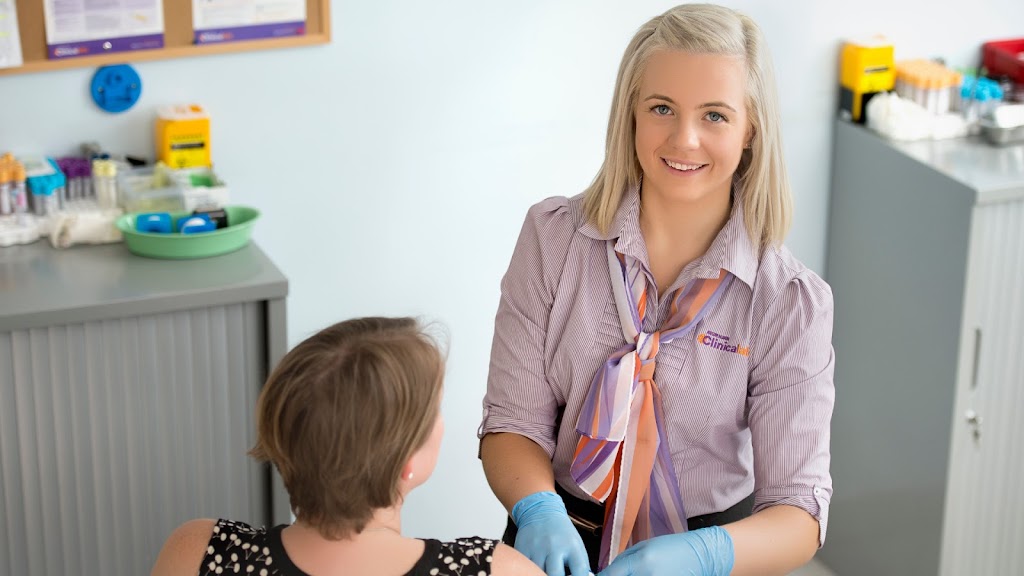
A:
706 111 727 122
651 104 672 116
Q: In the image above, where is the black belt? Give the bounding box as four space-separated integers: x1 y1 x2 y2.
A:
559 484 755 533
502 485 755 569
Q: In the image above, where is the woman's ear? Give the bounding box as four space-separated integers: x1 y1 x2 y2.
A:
396 458 429 498
400 463 415 483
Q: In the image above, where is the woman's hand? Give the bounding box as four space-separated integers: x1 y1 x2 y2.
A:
597 526 733 576
513 491 593 576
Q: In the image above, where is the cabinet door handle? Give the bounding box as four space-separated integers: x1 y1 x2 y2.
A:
965 409 983 441
965 410 982 426
970 328 982 390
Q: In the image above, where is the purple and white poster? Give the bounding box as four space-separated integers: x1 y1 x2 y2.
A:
192 0 305 45
44 0 164 60
0 0 24 68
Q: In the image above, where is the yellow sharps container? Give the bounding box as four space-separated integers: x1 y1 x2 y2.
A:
840 38 895 123
155 104 212 169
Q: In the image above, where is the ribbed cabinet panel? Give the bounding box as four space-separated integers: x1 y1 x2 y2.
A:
0 302 268 576
941 200 1024 575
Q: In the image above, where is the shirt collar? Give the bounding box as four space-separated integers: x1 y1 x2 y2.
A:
578 184 758 288
578 183 647 263
701 193 758 288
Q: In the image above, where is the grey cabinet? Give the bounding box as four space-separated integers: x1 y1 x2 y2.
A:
821 119 1024 575
0 241 289 576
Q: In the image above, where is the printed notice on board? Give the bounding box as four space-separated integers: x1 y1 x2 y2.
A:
43 0 164 59
193 0 306 45
0 0 23 68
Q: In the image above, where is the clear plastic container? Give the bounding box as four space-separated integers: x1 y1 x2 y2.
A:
93 159 119 209
117 163 230 214
173 166 230 212
118 164 185 213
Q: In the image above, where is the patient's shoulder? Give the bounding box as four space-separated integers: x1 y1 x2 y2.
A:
419 537 540 575
150 518 217 575
492 542 545 576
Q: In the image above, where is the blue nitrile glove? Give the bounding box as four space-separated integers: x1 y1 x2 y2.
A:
512 491 593 576
597 526 734 576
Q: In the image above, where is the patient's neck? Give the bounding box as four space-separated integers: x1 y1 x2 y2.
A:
360 505 403 536
289 504 405 543
280 505 423 574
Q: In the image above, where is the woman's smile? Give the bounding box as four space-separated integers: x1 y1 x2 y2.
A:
662 157 708 173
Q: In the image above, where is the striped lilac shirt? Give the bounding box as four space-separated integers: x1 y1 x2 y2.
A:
479 186 835 545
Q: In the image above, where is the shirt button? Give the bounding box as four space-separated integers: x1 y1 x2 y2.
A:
813 487 823 496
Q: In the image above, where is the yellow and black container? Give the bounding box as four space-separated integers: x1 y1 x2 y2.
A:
155 104 212 169
840 39 896 123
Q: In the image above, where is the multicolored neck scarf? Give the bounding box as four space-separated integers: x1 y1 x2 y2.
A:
570 241 734 569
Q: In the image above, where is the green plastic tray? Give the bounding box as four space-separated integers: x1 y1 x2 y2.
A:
115 206 260 259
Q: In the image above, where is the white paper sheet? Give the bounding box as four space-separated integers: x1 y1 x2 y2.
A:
0 0 23 69
193 0 305 30
192 0 306 44
43 0 164 58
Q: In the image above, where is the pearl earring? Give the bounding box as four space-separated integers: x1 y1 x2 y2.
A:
405 472 414 480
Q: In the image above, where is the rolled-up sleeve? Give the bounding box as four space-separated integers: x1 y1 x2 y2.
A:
478 197 574 458
748 271 835 547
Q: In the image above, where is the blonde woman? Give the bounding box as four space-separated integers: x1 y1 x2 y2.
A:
479 4 834 576
152 317 543 576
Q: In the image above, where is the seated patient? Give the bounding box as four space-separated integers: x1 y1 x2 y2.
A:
152 316 542 576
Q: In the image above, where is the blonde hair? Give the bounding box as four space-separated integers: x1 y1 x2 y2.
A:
582 3 791 249
249 317 445 539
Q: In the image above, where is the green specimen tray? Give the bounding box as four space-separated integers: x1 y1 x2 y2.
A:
115 205 260 259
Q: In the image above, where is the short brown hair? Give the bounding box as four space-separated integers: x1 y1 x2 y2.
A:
249 317 445 539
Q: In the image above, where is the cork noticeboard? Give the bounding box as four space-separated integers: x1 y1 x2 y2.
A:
1 0 330 77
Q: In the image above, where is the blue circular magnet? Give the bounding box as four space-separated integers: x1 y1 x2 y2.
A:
90 64 142 113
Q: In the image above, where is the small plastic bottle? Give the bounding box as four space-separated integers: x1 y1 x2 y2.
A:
936 74 950 115
976 90 991 122
57 158 74 201
12 162 27 214
10 162 30 226
961 79 978 125
93 159 119 209
36 188 59 216
927 76 940 115
0 165 11 216
68 161 82 204
81 158 94 199
987 84 1004 117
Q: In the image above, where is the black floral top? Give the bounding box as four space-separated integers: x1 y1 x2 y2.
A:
200 518 498 575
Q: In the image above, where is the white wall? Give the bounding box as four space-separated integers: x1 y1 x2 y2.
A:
1 0 1022 541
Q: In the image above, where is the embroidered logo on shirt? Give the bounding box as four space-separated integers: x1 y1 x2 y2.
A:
697 330 749 356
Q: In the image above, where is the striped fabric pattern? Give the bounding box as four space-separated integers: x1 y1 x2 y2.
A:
571 242 733 568
479 188 835 550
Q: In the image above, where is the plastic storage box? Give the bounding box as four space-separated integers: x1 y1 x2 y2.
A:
982 38 1024 85
177 167 229 212
118 164 183 213
118 164 229 214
